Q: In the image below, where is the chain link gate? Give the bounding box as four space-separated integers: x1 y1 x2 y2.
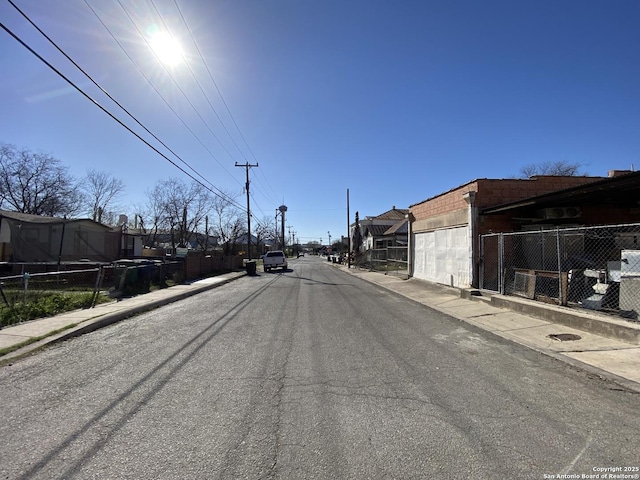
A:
480 223 640 321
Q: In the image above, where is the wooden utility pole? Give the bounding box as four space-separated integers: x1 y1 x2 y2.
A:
347 188 351 268
235 162 258 260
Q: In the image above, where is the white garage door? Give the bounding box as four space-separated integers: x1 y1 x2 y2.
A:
413 226 471 287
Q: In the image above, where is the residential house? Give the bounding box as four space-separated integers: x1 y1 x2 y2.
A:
382 218 409 247
353 207 409 251
222 232 264 257
142 230 219 253
0 210 120 263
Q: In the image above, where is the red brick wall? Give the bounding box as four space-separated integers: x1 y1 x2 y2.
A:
475 177 602 209
410 182 479 220
410 176 603 222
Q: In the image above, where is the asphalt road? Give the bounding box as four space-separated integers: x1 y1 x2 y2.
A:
0 256 639 479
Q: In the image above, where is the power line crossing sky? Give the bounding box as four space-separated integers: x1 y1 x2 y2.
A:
1 0 639 243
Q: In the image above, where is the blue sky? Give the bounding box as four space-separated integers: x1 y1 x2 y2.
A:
1 0 639 245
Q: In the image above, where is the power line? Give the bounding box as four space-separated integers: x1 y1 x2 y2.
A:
124 0 280 223
171 0 257 164
115 0 243 169
118 0 280 226
170 0 281 205
82 0 243 193
3 2 276 233
5 0 240 209
0 20 245 212
108 1 274 231
150 0 247 162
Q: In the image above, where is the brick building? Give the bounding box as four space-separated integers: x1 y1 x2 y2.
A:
408 175 608 288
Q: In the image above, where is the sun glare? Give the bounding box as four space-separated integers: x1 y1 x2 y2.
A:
149 30 183 66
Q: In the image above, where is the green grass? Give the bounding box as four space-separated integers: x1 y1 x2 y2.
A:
0 269 235 329
0 291 112 329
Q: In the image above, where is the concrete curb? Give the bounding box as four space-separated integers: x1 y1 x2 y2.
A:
486 293 640 345
381 275 640 346
1 271 247 363
339 266 640 394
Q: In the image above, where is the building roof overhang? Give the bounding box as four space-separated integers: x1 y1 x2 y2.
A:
481 171 640 215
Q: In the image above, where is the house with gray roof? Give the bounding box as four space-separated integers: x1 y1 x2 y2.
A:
352 206 409 252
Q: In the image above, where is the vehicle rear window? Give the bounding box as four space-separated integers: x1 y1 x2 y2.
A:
266 252 284 257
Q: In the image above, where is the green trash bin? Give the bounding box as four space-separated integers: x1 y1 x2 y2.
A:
114 259 137 290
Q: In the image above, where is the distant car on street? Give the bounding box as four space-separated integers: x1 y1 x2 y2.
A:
263 250 288 272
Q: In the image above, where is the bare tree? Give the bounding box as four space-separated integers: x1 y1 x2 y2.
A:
210 190 245 255
138 190 166 248
254 215 276 254
0 143 83 217
193 215 217 251
519 161 587 178
141 178 212 249
82 169 126 224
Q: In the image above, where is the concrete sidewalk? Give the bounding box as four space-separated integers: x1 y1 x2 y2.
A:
339 265 640 393
0 271 247 363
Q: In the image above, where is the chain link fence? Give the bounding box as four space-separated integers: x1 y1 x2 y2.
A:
0 260 184 328
353 247 409 276
480 223 640 321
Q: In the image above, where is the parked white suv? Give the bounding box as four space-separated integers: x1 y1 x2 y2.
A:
263 250 288 272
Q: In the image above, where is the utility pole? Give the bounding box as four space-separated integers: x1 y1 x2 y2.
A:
347 188 351 268
235 161 258 260
328 231 331 251
275 209 279 248
205 215 209 252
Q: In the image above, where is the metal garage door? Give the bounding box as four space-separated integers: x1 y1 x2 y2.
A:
413 226 471 287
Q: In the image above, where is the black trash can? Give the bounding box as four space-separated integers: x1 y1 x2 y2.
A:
245 260 257 276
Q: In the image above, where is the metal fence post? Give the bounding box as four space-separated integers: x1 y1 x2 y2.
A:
91 265 105 308
23 272 30 303
556 228 563 305
479 234 484 290
498 234 504 294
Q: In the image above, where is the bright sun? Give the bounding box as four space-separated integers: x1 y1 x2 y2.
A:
149 30 183 66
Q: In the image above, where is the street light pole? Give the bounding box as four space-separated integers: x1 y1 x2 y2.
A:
279 205 287 251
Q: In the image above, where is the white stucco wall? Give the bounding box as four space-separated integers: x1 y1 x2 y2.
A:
412 226 471 287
